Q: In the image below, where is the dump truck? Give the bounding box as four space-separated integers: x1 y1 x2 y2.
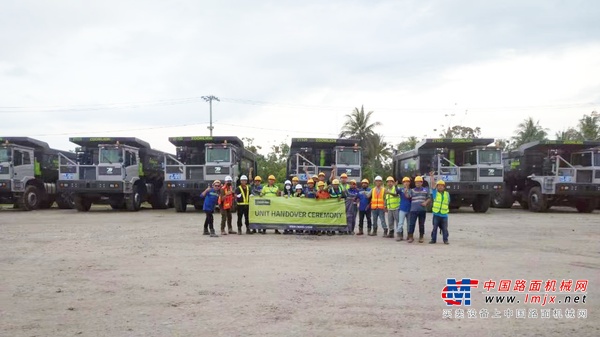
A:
286 138 362 184
0 137 75 210
392 138 503 213
165 136 257 212
493 140 600 212
57 137 172 211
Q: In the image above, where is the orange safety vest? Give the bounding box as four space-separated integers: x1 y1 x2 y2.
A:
371 187 385 209
219 186 234 210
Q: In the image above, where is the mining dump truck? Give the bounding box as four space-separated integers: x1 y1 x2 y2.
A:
493 140 600 213
286 138 362 184
0 137 76 210
57 137 172 211
165 136 257 212
393 138 503 213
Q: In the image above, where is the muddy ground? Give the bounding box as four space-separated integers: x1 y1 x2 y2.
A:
0 206 598 336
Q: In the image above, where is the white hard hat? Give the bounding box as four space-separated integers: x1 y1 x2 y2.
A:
225 176 233 182
375 176 383 181
240 175 248 181
285 180 291 185
295 184 303 190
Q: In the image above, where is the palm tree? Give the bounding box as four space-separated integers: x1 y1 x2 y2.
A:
577 112 599 140
367 133 392 163
511 117 548 147
339 106 381 144
555 128 581 141
397 136 419 152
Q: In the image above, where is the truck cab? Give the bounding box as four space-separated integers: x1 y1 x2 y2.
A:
165 136 256 212
287 138 362 183
58 137 171 212
0 137 75 210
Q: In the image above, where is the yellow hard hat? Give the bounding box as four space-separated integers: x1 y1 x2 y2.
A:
414 176 424 182
317 181 325 187
386 176 395 182
436 180 446 186
402 177 411 183
312 175 319 180
340 173 348 178
349 179 357 184
254 176 262 181
361 178 369 184
292 177 299 181
332 179 340 185
307 179 315 184
268 175 276 180
318 172 325 177
213 180 221 185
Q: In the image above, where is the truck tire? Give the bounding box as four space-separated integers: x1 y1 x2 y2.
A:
150 188 169 209
39 196 56 209
18 185 41 211
575 199 597 213
125 185 142 211
174 193 187 212
74 194 92 212
472 194 491 213
56 192 75 209
528 186 548 212
110 198 126 210
492 187 513 208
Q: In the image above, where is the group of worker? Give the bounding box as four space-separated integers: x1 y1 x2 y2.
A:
200 169 450 245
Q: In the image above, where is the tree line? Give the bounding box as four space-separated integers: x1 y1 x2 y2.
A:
245 108 599 182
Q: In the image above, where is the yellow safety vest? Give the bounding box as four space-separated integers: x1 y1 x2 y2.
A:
432 191 449 215
238 185 250 205
261 185 279 197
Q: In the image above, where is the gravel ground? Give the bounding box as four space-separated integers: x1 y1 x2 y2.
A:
0 206 598 337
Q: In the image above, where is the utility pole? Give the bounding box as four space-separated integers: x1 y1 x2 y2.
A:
201 95 220 136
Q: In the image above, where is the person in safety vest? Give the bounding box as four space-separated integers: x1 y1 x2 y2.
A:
315 181 330 199
429 174 450 244
384 176 401 239
260 175 281 234
357 178 372 235
236 175 252 235
201 180 221 237
304 179 317 199
327 179 345 235
339 173 350 193
293 184 304 198
408 175 431 243
219 176 237 235
345 179 359 235
367 176 387 236
396 177 412 241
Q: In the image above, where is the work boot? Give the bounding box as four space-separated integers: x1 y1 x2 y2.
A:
203 227 210 235
237 226 242 235
357 226 364 235
369 228 377 236
387 230 394 238
251 229 257 234
246 227 251 235
396 232 403 241
408 234 414 243
383 229 388 238
210 229 218 238
227 225 237 235
419 234 424 243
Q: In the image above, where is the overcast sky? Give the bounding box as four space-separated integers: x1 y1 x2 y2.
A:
1 0 599 154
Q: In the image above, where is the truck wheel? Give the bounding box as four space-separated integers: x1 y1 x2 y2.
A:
174 193 187 212
74 194 92 212
528 186 548 212
125 185 142 211
39 196 56 209
472 194 491 213
110 198 126 210
150 189 169 209
492 187 513 208
56 192 75 209
575 199 597 213
19 185 41 211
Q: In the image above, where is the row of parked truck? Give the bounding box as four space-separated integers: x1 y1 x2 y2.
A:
1 136 599 213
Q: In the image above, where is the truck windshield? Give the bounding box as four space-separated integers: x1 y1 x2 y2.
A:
206 148 231 162
478 150 501 164
571 152 592 166
594 153 600 167
99 148 122 164
0 148 9 162
336 150 360 166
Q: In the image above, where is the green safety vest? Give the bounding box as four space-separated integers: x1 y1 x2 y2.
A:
329 187 343 198
385 187 400 210
261 185 279 197
339 183 349 192
432 191 450 215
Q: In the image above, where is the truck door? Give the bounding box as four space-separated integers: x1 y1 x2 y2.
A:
12 148 35 180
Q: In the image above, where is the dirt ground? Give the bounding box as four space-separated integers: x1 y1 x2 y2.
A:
0 205 598 337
